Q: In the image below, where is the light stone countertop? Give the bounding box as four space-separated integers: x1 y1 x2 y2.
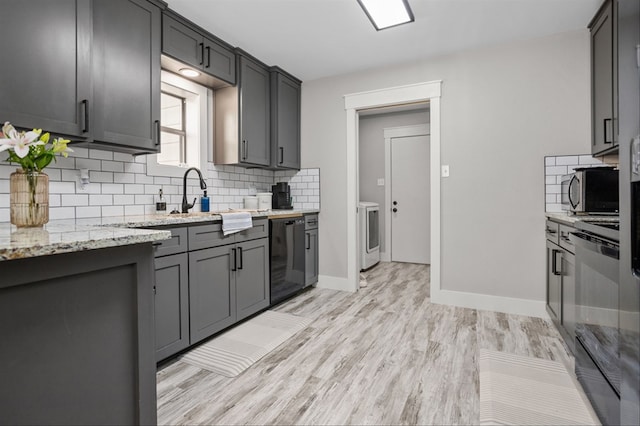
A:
0 209 319 261
546 212 619 226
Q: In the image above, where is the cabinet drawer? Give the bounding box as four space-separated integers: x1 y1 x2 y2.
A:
188 223 235 251
305 214 318 230
545 220 559 244
235 218 268 242
154 227 188 257
558 224 575 254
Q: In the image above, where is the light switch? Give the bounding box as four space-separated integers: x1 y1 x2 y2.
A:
377 178 385 186
441 165 450 178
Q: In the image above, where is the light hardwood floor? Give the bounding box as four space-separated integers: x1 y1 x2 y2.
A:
157 262 571 425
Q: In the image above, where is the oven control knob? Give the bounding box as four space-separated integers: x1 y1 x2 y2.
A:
392 208 398 213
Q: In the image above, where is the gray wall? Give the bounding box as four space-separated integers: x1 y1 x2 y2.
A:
359 109 429 254
301 29 590 303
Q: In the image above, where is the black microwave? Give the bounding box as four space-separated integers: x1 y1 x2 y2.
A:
561 167 619 214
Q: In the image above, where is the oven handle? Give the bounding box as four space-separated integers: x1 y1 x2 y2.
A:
570 232 619 259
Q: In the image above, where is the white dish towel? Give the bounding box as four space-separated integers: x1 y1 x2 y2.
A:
221 211 253 236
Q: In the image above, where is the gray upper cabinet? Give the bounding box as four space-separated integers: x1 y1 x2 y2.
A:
215 51 271 167
162 14 236 85
589 0 618 156
270 67 301 170
91 0 162 154
0 0 91 139
239 54 271 166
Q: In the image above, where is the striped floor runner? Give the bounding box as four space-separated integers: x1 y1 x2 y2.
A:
479 349 600 425
181 310 311 377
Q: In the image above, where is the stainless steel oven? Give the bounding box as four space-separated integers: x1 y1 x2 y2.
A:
571 222 620 425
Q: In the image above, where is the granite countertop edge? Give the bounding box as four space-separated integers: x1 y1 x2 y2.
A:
545 212 619 226
0 209 319 261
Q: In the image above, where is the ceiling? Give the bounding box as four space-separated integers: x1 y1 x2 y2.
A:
165 0 603 82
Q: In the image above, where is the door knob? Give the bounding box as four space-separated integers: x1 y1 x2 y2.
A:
393 201 398 206
392 208 398 213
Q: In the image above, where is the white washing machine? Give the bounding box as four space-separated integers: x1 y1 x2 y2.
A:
359 201 380 271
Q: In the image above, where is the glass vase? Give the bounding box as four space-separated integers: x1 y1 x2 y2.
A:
10 169 49 228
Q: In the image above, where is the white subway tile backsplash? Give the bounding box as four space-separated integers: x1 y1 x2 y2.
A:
89 150 113 160
102 205 124 217
61 194 89 206
89 194 113 206
50 181 76 194
91 171 114 183
555 156 579 166
0 143 320 218
76 206 102 218
545 165 568 175
102 183 124 194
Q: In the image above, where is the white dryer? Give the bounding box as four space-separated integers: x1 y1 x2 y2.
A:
359 201 380 271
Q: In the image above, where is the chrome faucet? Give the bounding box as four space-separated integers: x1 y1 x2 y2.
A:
181 167 207 213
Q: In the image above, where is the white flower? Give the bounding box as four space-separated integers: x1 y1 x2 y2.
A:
0 122 41 158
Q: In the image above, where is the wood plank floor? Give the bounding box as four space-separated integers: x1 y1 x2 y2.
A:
157 262 572 425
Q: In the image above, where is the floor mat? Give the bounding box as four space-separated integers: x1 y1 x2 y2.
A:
479 349 600 425
181 310 312 377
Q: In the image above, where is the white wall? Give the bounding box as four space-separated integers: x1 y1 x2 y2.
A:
359 109 429 254
301 30 590 304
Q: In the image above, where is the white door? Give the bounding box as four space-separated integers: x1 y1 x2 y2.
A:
391 135 430 264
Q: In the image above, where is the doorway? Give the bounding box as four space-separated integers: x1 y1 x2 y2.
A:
344 81 442 295
386 126 430 264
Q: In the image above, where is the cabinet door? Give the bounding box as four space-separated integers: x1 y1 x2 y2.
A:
546 240 562 322
92 0 161 153
305 229 319 286
154 253 189 361
239 56 271 166
189 246 236 344
272 72 301 169
235 238 270 321
203 36 236 85
561 251 576 353
591 0 617 155
162 15 204 71
0 0 91 138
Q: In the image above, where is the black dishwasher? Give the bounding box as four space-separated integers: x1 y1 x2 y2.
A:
270 217 306 305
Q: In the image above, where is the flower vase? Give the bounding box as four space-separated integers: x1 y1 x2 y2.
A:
10 169 49 228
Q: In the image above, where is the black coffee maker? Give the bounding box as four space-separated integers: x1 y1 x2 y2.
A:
271 182 293 209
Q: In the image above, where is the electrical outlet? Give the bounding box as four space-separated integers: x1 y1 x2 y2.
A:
441 165 450 178
377 178 385 186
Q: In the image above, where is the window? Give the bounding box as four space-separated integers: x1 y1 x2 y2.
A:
159 92 186 166
147 70 212 178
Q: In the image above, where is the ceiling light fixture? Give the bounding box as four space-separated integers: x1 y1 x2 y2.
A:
179 68 200 78
357 0 414 31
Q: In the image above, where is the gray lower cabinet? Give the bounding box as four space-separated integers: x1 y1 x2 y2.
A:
0 0 91 138
305 214 319 286
153 220 270 357
154 253 189 362
270 67 301 170
0 244 157 425
189 245 237 344
235 238 270 321
545 220 576 353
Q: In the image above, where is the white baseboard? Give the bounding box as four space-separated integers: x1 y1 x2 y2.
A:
317 275 354 292
380 251 390 262
431 287 549 319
